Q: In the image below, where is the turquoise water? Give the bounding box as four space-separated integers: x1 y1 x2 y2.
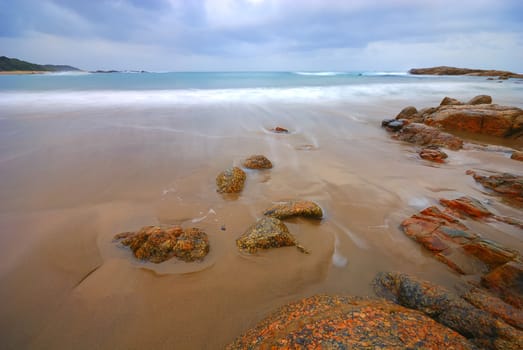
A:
1 71 522 110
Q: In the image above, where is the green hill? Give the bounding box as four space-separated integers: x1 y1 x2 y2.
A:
0 56 80 72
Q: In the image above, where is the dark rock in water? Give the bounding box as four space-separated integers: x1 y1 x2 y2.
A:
463 287 523 330
236 217 308 254
381 118 406 131
393 123 464 150
419 148 448 163
242 155 273 169
113 225 209 263
226 294 475 350
216 166 246 193
270 126 289 133
466 170 523 203
395 105 418 120
263 200 323 219
440 96 463 106
482 261 523 309
373 272 523 350
511 151 523 161
467 95 492 105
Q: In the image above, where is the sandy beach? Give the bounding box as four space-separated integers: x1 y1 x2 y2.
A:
0 84 521 348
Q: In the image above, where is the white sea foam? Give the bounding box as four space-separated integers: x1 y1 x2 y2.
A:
293 71 346 76
0 79 520 111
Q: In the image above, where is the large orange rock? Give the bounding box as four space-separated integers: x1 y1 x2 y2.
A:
226 295 475 349
424 104 523 138
466 170 523 203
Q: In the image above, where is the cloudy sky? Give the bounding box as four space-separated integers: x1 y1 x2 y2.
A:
1 0 522 71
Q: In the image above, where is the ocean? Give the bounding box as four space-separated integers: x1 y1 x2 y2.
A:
1 71 522 110
1 71 522 349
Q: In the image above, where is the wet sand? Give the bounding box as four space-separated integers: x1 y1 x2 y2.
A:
0 97 522 349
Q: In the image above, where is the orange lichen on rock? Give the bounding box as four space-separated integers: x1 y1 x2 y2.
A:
226 295 475 349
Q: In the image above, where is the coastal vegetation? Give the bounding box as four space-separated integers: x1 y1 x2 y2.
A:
0 55 80 72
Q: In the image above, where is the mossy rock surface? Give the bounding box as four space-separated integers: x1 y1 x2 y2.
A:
236 217 308 254
263 200 323 219
216 166 246 193
114 225 209 263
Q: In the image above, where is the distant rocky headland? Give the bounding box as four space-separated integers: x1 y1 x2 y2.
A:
410 66 523 79
0 55 80 74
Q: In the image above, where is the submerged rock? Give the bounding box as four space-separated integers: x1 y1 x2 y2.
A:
482 261 523 309
393 123 464 150
263 200 323 219
270 126 289 133
114 225 209 263
373 272 523 350
400 199 521 274
226 295 474 350
511 151 523 161
419 147 448 163
242 155 273 169
236 217 308 254
466 170 523 203
216 167 247 193
440 196 492 218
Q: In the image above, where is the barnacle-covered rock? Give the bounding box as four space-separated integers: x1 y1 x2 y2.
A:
226 295 474 349
216 166 246 193
236 217 308 254
373 272 523 350
114 225 209 263
242 155 273 169
263 200 323 220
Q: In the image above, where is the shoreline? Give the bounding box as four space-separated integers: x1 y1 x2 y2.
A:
0 70 49 75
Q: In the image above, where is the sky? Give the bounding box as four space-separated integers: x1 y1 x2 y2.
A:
1 0 522 72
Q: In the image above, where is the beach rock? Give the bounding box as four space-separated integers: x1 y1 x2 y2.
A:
270 126 289 133
463 288 523 330
466 170 523 203
263 200 323 220
113 225 209 263
236 217 308 254
462 239 519 269
419 147 448 162
216 167 246 193
373 272 523 349
424 104 523 138
440 196 491 218
511 151 523 161
441 96 463 106
395 105 418 120
467 95 492 105
482 261 523 309
381 118 406 131
409 66 523 79
393 123 464 150
242 155 273 169
226 295 475 350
